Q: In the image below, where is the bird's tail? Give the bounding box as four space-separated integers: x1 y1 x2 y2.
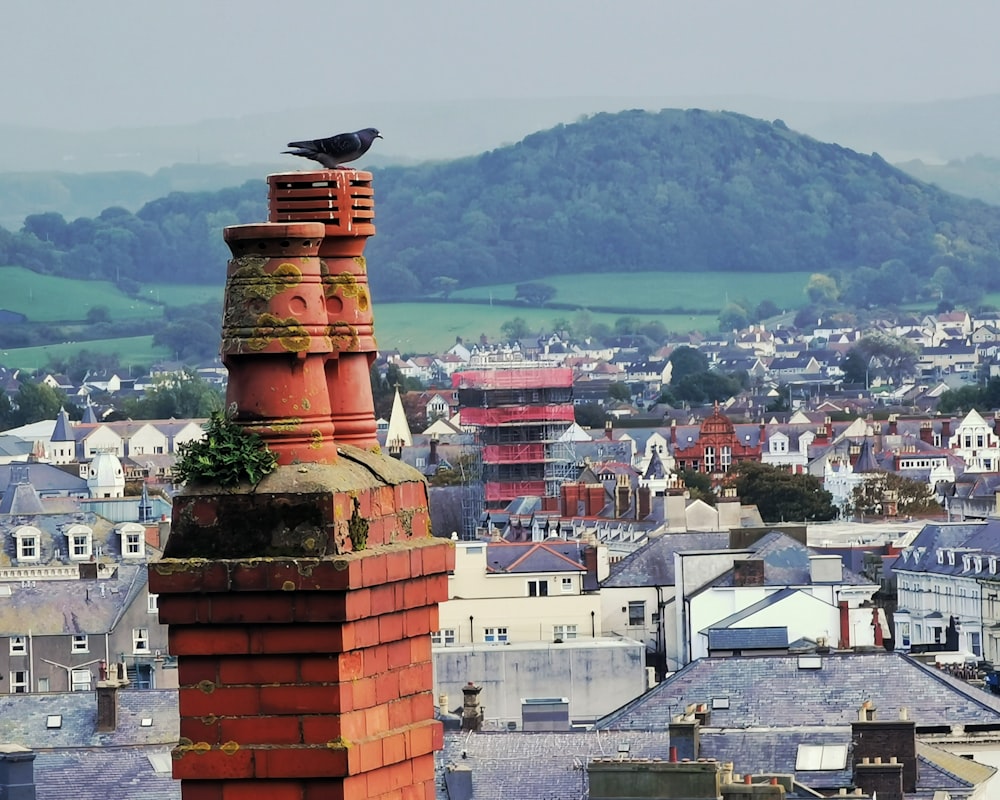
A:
285 140 315 150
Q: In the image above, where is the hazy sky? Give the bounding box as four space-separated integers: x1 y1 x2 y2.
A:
4 1 1000 131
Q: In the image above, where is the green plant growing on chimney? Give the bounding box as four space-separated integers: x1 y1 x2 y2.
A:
174 407 277 487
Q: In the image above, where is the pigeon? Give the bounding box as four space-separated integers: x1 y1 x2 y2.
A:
283 127 382 169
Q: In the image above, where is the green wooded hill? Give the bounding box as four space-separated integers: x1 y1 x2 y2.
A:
3 108 1000 308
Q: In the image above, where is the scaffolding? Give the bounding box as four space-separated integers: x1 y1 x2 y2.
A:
454 367 577 520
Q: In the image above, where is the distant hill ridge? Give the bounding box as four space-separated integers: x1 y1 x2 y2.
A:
2 108 1000 308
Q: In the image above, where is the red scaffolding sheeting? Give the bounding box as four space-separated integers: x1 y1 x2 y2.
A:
482 443 547 463
452 367 573 390
461 406 576 426
485 481 546 502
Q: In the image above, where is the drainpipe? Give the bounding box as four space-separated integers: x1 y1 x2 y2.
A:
469 615 474 644
591 610 596 638
655 585 667 678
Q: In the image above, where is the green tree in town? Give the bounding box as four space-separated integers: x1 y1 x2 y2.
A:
500 317 531 341
846 472 942 518
608 382 632 402
9 381 65 427
668 346 709 384
805 273 839 304
678 469 716 506
852 332 919 384
514 282 556 306
719 302 749 332
730 461 836 523
123 370 223 419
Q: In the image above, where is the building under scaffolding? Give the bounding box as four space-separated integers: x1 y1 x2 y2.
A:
453 367 577 536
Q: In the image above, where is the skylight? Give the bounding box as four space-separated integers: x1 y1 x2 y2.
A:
795 744 847 771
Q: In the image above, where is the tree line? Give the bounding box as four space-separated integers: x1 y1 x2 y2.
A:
2 109 1000 308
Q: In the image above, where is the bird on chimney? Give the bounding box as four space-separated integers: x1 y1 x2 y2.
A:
282 127 382 169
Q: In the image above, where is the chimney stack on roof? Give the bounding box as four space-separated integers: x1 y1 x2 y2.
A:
0 744 36 800
150 168 452 799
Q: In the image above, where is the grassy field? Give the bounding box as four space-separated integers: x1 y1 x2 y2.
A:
0 266 165 322
0 267 222 323
0 336 168 371
373 303 718 353
451 271 814 311
0 268 814 369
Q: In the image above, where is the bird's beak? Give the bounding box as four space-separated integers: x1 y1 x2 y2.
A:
377 133 384 139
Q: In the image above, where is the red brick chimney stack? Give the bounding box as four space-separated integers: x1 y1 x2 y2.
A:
151 169 452 800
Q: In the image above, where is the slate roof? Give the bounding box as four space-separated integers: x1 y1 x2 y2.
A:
891 520 1000 577
706 625 790 650
0 509 120 572
601 532 730 588
0 435 33 460
595 652 1000 731
0 563 148 636
0 689 179 800
437 726 989 799
0 480 45 515
438 730 678 800
0 463 88 497
486 541 588 574
705 531 874 589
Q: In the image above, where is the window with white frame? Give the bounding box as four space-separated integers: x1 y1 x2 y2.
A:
553 624 578 641
484 627 508 643
431 628 457 646
37 677 50 693
147 593 159 613
9 635 26 655
125 531 143 557
628 601 646 626
71 634 89 653
527 580 548 597
67 525 93 561
133 627 150 653
70 669 92 692
704 446 715 473
14 527 40 562
72 533 91 559
560 576 574 593
10 670 28 694
970 632 982 657
720 446 732 470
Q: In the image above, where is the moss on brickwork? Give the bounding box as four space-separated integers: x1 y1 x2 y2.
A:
348 497 369 551
163 447 428 559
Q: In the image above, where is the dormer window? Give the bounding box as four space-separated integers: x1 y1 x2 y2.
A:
975 556 983 573
937 550 944 564
67 524 93 561
948 551 955 566
14 526 41 563
991 557 997 575
963 555 971 571
118 523 145 559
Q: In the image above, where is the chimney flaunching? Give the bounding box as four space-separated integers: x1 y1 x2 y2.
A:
150 169 453 800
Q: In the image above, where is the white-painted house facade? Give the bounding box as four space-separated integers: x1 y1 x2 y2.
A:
436 540 606 647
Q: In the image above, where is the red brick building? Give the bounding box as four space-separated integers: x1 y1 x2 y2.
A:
672 403 761 480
